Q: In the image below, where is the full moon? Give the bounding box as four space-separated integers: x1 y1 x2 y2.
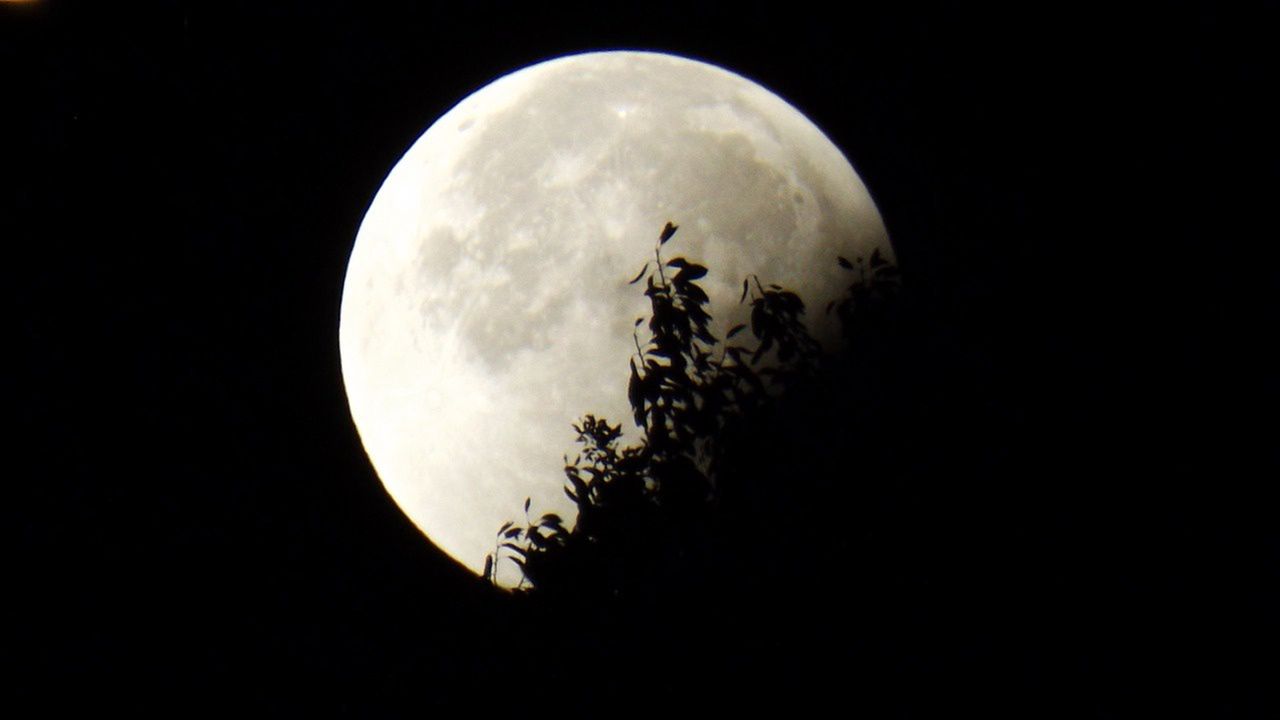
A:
340 51 891 583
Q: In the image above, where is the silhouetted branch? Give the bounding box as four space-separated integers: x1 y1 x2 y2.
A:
493 222 901 598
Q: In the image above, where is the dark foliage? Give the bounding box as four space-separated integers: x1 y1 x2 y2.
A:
473 224 1273 716
486 223 900 604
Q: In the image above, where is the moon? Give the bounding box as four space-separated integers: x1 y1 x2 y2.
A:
340 51 891 584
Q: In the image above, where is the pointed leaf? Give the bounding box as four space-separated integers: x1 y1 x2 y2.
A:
680 282 709 305
740 278 750 303
838 256 853 269
780 291 804 313
689 311 713 338
676 263 707 281
628 262 649 284
751 303 765 338
659 221 678 243
628 358 643 409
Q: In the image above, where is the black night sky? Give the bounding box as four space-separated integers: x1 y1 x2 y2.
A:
9 2 1274 714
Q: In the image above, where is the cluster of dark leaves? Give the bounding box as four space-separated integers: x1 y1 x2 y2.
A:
469 221 1271 717
485 222 899 600
830 248 902 349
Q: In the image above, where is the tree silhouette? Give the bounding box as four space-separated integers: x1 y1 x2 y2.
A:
485 222 901 602
466 221 1270 716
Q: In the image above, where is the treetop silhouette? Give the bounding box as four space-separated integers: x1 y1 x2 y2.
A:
486 221 900 599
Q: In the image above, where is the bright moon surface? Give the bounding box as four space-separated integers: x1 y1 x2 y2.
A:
340 51 891 584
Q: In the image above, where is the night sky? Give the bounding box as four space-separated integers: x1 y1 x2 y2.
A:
9 2 1273 713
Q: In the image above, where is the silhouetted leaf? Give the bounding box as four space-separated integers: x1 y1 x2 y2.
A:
676 264 707 281
752 335 774 364
681 282 709 305
629 360 648 427
628 263 649 284
740 278 749 303
690 314 713 340
870 247 885 268
482 554 493 580
523 497 531 513
659 221 678 243
726 323 747 339
751 303 766 338
503 526 522 539
779 291 804 313
838 255 853 269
